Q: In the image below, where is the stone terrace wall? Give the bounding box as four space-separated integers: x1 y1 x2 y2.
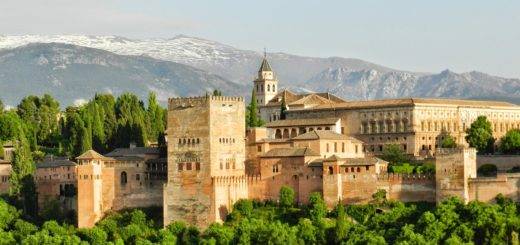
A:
468 173 520 202
477 155 520 172
377 173 436 203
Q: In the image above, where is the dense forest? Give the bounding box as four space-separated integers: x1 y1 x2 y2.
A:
1 187 519 244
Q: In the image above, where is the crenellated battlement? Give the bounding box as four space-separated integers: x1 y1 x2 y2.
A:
377 173 434 181
436 147 476 156
168 95 244 110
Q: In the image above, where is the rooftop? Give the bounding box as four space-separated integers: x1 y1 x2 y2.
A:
292 130 363 143
293 97 519 111
105 147 160 157
261 147 320 158
309 157 385 167
36 156 76 168
265 118 339 128
77 150 107 160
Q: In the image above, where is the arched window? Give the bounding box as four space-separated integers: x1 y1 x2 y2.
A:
121 172 127 185
328 166 333 175
273 85 276 91
267 84 270 92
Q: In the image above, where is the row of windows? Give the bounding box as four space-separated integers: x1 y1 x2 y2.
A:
178 138 201 145
369 136 407 142
325 142 360 154
79 174 101 180
177 162 201 172
362 111 409 119
328 166 370 175
421 136 457 142
365 144 407 152
256 84 276 93
39 173 76 180
219 138 236 144
361 121 409 134
40 166 73 172
274 127 333 139
220 159 236 170
272 164 280 173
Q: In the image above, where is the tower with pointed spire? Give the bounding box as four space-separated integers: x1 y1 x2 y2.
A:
253 52 278 106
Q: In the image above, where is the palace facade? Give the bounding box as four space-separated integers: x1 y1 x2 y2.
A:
254 58 520 158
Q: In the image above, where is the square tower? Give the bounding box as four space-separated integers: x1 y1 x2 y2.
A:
435 147 477 204
163 95 247 228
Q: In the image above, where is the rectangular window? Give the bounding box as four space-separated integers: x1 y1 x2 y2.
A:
136 174 140 181
178 163 183 171
326 143 329 152
355 145 359 153
342 143 345 152
257 145 262 152
186 162 192 170
341 127 345 134
196 162 201 171
334 143 337 152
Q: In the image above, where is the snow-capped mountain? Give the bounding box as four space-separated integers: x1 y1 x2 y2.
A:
0 35 398 84
0 43 247 106
302 68 520 103
0 34 519 105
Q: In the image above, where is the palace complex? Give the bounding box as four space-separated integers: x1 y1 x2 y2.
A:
0 57 520 228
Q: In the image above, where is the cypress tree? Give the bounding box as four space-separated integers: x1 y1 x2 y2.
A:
280 96 287 120
9 130 34 196
147 92 166 143
247 90 264 127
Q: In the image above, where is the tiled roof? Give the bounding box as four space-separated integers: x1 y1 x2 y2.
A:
293 97 518 111
263 90 346 108
77 150 106 160
36 156 76 168
105 147 160 157
265 118 339 127
308 157 385 167
259 58 272 72
292 131 362 143
261 147 320 158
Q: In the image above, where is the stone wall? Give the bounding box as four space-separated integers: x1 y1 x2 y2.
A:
477 155 520 172
468 174 520 202
377 174 435 203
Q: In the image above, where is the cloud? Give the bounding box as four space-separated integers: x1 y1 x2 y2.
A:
0 0 198 38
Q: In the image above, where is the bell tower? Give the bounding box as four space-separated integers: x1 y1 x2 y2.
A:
253 51 278 106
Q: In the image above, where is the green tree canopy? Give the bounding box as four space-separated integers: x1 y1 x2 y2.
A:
441 134 457 148
279 186 295 208
381 144 408 164
465 116 494 153
499 129 520 154
280 96 287 120
246 90 264 127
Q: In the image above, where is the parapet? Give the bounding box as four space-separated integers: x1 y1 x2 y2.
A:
376 173 434 181
168 95 244 110
436 147 476 156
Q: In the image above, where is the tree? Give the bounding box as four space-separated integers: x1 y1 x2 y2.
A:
441 134 457 148
372 189 387 203
246 90 264 127
9 130 34 196
465 116 494 153
308 192 327 223
212 90 222 96
0 99 4 114
381 144 408 164
335 204 349 242
279 186 295 208
280 96 287 120
115 93 148 147
500 129 520 154
146 92 166 144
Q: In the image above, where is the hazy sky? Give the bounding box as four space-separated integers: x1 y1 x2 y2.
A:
1 0 519 78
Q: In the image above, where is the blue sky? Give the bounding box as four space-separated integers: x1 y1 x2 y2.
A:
1 0 519 77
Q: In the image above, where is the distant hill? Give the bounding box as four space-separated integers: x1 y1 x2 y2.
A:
0 43 247 106
0 35 519 105
300 68 520 102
